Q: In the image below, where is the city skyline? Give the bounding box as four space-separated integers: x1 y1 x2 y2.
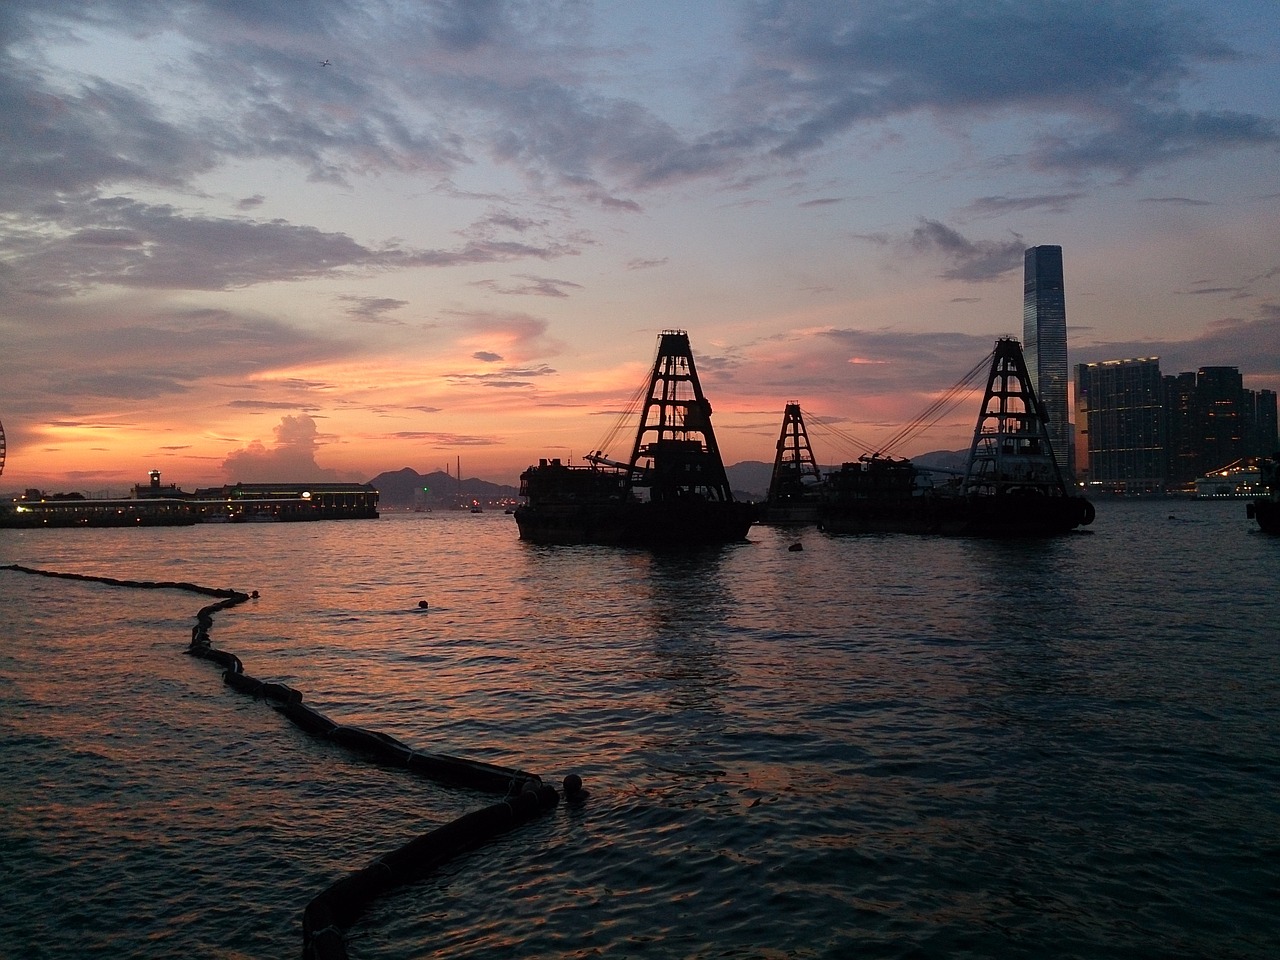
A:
2 1 1278 491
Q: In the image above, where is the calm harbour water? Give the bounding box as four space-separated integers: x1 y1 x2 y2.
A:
1 500 1277 959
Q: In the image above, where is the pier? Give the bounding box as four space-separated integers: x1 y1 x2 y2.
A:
0 472 379 527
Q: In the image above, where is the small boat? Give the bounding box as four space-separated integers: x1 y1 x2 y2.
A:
237 511 280 523
514 330 756 546
819 337 1094 537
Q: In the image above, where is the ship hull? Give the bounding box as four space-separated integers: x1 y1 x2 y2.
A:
514 499 756 547
819 493 1092 538
1247 498 1280 534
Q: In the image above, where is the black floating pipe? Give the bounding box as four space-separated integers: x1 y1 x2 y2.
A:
3 562 588 959
302 783 562 960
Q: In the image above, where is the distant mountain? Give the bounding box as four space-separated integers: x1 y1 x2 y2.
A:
368 467 519 507
725 461 773 501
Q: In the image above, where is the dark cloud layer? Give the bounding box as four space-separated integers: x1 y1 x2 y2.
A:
736 0 1274 174
5 0 1270 233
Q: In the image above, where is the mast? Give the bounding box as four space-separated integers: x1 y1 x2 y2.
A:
963 338 1069 496
767 403 821 502
627 330 735 502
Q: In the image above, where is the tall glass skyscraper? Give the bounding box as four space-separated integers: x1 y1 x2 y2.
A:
1023 245 1071 476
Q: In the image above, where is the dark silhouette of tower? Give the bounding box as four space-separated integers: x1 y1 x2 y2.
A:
1023 245 1071 477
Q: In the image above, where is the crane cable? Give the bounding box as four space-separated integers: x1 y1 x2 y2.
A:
876 347 994 456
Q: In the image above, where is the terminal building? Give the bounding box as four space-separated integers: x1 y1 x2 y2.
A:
1 471 379 527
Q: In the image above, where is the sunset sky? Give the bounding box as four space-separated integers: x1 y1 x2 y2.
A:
2 0 1278 493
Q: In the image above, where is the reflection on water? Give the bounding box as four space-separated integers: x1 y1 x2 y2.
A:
2 501 1278 959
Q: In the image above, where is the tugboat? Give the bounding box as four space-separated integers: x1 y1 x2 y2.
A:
1246 455 1280 533
514 330 756 546
759 402 824 524
819 337 1094 536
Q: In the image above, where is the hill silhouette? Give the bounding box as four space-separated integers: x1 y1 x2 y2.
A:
368 467 519 507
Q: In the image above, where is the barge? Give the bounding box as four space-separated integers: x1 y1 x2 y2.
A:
514 330 755 546
819 337 1094 537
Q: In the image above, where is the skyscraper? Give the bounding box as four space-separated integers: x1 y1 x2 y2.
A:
1076 357 1166 494
1023 245 1071 476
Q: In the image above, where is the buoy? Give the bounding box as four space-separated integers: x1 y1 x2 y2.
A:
563 773 587 802
417 600 429 609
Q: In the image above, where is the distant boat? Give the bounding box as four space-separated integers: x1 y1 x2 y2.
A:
514 330 755 546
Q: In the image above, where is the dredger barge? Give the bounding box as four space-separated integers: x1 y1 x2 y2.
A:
765 337 1094 537
514 330 755 547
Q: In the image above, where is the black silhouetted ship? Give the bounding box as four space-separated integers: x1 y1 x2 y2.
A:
514 330 756 546
1246 456 1280 533
817 337 1094 537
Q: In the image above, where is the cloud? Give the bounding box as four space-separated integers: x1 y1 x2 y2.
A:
1 0 1270 245
449 309 565 361
447 364 558 388
220 414 342 481
386 431 500 446
1076 314 1280 376
626 257 668 270
471 274 584 297
905 219 1025 282
1031 106 1278 177
965 194 1085 218
227 400 313 410
340 295 408 324
735 0 1275 175
0 198 585 297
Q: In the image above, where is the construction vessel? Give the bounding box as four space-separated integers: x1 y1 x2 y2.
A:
514 330 756 546
819 337 1094 537
760 402 824 523
1246 455 1280 533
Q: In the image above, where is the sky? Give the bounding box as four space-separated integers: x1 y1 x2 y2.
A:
2 0 1278 493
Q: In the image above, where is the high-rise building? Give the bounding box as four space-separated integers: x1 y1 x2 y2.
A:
1076 358 1166 494
1023 245 1071 476
1248 389 1279 457
1193 366 1245 477
1163 371 1200 485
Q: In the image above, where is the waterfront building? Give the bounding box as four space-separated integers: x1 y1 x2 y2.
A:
1164 366 1250 483
1163 371 1200 485
1246 389 1279 458
1076 357 1166 494
1023 245 1071 477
